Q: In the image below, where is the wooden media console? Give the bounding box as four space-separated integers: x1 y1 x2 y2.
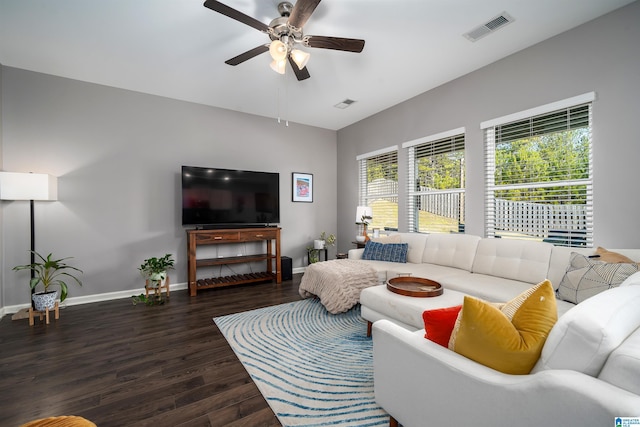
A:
186 227 282 296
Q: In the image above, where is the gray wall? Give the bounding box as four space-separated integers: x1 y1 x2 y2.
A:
0 68 337 308
337 1 640 253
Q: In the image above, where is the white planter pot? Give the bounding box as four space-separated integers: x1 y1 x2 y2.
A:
355 235 366 243
32 290 59 311
148 271 167 287
314 239 325 250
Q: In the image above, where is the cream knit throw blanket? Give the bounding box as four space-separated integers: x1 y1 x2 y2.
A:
299 259 378 314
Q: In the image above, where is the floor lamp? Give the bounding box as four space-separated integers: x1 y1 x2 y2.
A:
0 172 58 307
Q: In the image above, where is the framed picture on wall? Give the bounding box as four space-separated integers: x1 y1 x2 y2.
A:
292 172 313 203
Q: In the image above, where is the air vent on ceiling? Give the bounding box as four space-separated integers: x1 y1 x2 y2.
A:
334 99 357 109
464 12 514 42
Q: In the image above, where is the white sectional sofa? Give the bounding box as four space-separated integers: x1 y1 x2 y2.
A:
348 233 640 427
350 232 640 329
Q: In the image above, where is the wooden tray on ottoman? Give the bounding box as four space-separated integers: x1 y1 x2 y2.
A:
386 276 443 297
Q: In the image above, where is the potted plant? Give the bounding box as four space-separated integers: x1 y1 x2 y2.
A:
309 232 337 263
138 253 175 287
314 231 337 250
13 251 83 311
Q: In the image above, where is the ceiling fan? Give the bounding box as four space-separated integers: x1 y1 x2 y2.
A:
203 0 365 81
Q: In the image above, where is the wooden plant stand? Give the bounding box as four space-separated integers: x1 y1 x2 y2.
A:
145 277 170 299
29 302 60 326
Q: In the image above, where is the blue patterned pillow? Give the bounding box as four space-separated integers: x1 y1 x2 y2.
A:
362 241 408 263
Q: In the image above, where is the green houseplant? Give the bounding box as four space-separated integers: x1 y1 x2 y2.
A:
13 251 83 311
138 253 175 286
309 232 337 263
320 231 337 247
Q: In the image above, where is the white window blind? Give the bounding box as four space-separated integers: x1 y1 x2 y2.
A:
484 100 593 247
357 147 398 231
406 132 465 233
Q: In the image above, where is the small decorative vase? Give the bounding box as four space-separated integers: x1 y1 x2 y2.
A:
355 235 366 243
32 290 59 311
313 239 325 250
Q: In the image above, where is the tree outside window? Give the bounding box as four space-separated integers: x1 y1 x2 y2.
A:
486 102 592 247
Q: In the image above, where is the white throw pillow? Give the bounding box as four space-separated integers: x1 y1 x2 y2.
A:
557 252 639 303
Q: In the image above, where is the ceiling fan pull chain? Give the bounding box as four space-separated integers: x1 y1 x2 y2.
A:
277 86 281 124
285 71 289 127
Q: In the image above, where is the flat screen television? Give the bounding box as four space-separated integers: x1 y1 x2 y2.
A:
181 166 280 227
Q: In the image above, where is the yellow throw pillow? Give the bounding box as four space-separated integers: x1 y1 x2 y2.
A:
449 280 558 375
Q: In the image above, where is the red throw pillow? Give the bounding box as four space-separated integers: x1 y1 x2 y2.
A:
423 305 463 347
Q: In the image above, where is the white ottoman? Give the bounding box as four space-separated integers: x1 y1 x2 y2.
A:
360 284 467 335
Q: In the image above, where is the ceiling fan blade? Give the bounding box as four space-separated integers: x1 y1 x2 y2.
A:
288 56 311 81
203 0 269 33
225 45 269 66
288 0 321 30
305 36 365 53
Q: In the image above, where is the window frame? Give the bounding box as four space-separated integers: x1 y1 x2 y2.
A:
482 93 595 247
403 128 466 234
356 145 399 232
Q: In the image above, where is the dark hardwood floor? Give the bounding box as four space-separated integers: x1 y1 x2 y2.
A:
0 275 304 427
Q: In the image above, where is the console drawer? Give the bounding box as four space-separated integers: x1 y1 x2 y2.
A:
194 231 240 243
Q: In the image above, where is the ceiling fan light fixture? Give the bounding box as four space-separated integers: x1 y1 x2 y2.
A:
269 40 288 61
206 0 365 82
270 59 287 74
290 49 310 70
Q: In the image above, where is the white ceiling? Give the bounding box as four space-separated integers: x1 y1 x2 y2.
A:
0 0 634 130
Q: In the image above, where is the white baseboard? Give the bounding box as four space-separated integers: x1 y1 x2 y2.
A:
1 271 304 320
1 281 189 318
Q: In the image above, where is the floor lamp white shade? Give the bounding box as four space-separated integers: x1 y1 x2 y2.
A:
0 172 58 300
0 172 58 201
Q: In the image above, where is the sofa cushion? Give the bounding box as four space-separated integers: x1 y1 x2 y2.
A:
399 263 473 284
620 271 640 287
598 327 640 395
556 252 639 304
443 273 534 303
472 238 553 285
533 285 640 377
422 305 462 347
362 241 408 263
421 233 481 271
399 233 429 264
370 234 402 244
448 280 557 375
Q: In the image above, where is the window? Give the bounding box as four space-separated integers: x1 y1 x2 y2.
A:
357 146 398 231
482 93 594 247
404 129 466 233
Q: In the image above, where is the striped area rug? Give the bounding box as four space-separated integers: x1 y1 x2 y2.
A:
213 298 389 426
